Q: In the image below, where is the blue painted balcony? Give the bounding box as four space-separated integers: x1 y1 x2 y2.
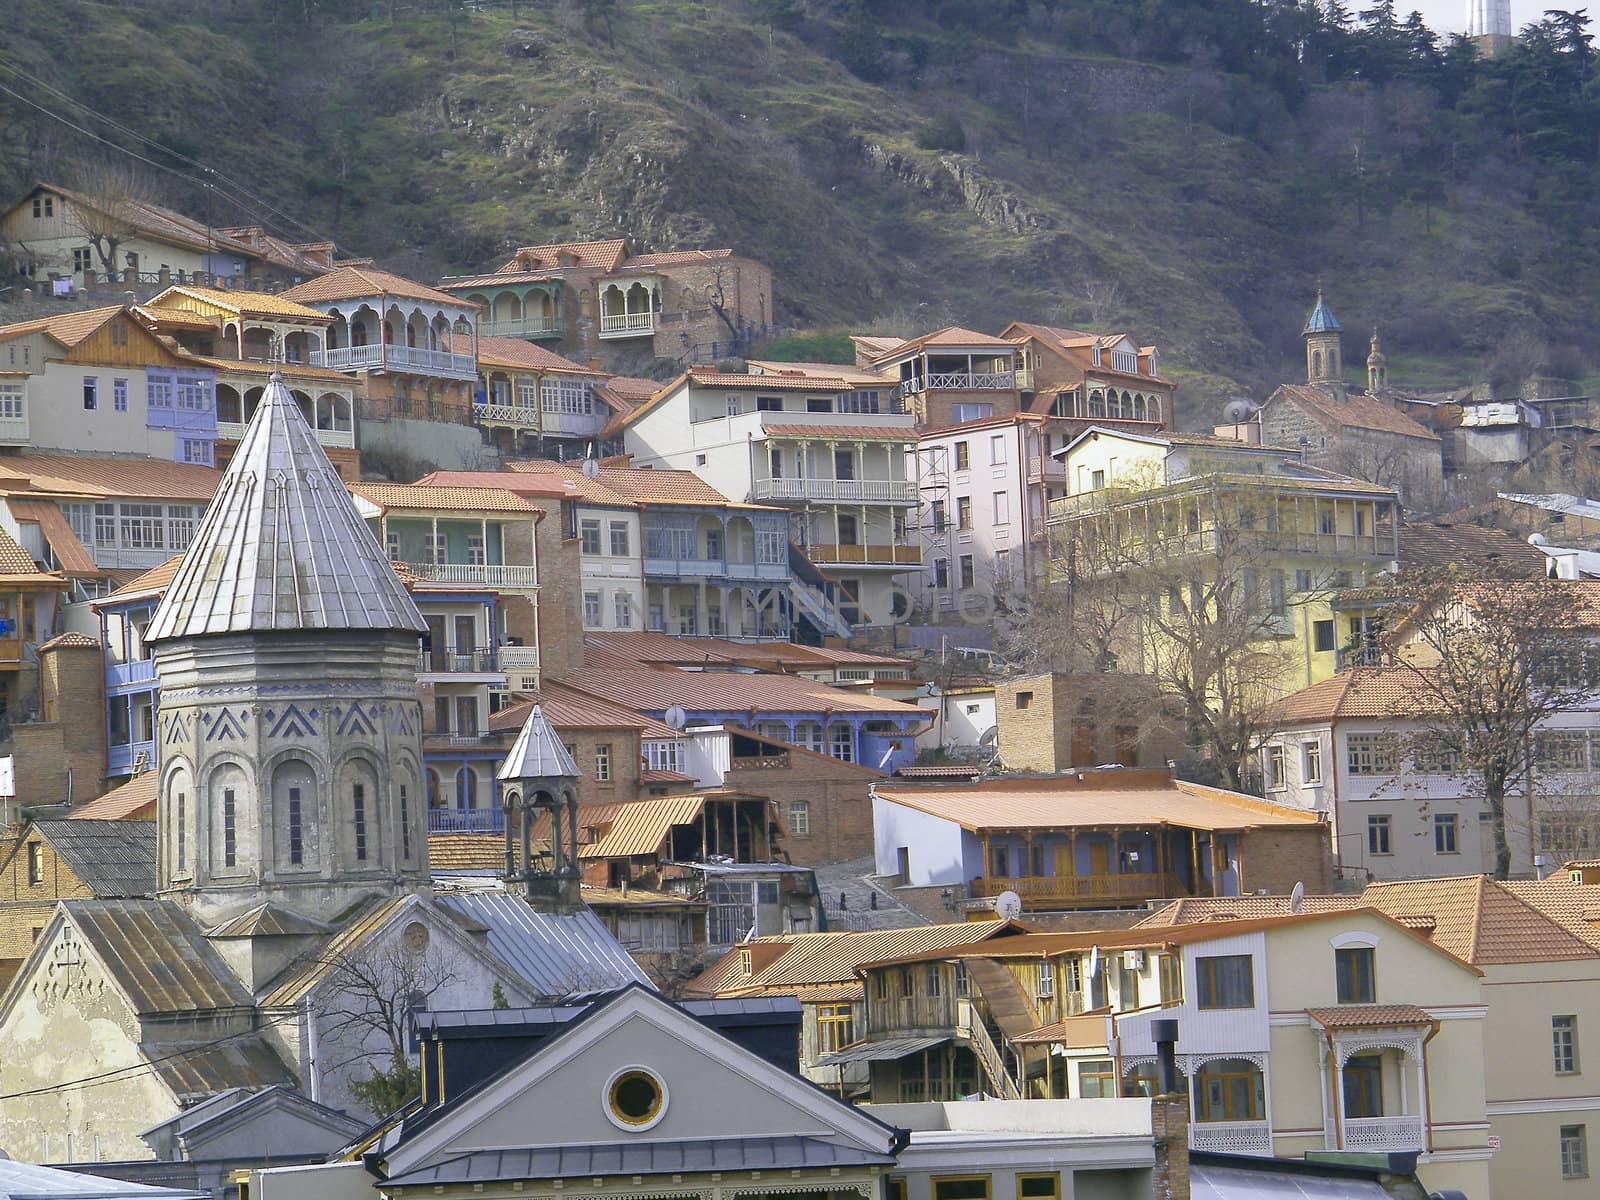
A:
428 807 506 834
108 739 156 775
106 659 157 690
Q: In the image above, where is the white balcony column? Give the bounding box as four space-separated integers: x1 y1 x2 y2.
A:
480 517 488 569
431 515 440 565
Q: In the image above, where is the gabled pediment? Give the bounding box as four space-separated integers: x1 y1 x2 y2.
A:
385 987 899 1179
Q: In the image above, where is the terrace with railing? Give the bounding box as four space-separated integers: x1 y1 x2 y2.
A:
313 344 477 381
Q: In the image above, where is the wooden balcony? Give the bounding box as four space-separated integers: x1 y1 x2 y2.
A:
599 311 656 338
1026 455 1065 484
0 636 21 665
313 344 477 381
901 372 1015 397
803 543 923 567
865 994 958 1037
480 316 562 339
753 478 918 504
473 402 541 429
970 872 1187 909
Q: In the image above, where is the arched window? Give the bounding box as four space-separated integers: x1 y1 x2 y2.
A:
272 760 317 869
168 764 193 879
342 758 381 866
456 765 479 810
209 762 250 873
1312 350 1322 377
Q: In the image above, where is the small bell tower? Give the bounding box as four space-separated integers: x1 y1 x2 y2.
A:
497 704 584 912
1366 326 1388 394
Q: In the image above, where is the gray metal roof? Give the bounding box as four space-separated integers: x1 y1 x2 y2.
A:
383 1136 898 1187
0 1159 205 1198
497 705 582 783
433 892 649 996
1192 1161 1409 1199
148 1035 296 1101
815 1035 950 1067
28 820 156 897
146 373 425 642
66 899 254 1016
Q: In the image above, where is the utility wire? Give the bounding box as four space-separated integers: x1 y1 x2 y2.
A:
0 64 339 248
0 1022 289 1100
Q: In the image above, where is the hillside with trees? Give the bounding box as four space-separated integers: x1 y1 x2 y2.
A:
4 0 1600 414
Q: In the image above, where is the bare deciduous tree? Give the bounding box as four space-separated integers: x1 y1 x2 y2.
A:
64 162 155 279
1373 571 1600 878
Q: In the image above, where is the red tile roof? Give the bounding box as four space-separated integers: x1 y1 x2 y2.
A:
283 266 474 309
1270 384 1440 442
617 248 734 269
349 483 542 513
1307 1004 1435 1029
0 455 222 502
490 682 679 739
446 334 602 375
566 667 926 717
499 239 629 273
685 368 856 391
410 471 572 500
501 460 637 506
68 773 158 821
37 632 97 651
1265 668 1449 726
864 326 1017 364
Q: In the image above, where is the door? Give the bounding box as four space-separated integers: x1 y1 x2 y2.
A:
425 615 446 671
1071 720 1094 766
453 614 476 669
1089 841 1110 878
1054 844 1075 887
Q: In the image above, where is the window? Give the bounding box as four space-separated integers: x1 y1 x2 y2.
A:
147 377 172 409
1077 1060 1117 1099
1016 1176 1057 1200
1368 814 1392 855
1555 1016 1580 1075
934 559 950 588
1342 1054 1384 1118
609 522 630 557
26 842 42 886
931 500 947 533
223 788 237 868
1561 1125 1588 1179
1434 812 1459 854
959 555 975 589
1335 947 1376 1003
425 532 447 564
593 743 611 782
840 390 881 414
32 195 53 218
832 448 855 481
1538 731 1589 772
353 783 368 861
607 1068 666 1129
540 376 593 416
1196 1058 1265 1121
787 799 810 836
119 504 165 550
829 724 853 762
181 438 212 466
1195 954 1254 1009
112 379 128 412
993 491 1008 524
644 740 686 773
990 843 1009 877
954 442 970 471
756 395 783 411
1302 741 1323 785
584 592 602 626
956 496 973 530
1159 954 1182 1004
580 519 601 555
83 378 97 410
386 531 400 561
399 783 412 861
1347 733 1398 775
818 1003 853 1053
837 513 858 546
1313 619 1335 652
613 592 632 628
1264 744 1285 790
288 787 304 865
990 435 1006 464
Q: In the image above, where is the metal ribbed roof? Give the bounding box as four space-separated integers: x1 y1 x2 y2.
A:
432 892 650 996
25 820 157 896
1302 289 1342 334
67 900 254 1016
146 374 425 642
497 705 582 782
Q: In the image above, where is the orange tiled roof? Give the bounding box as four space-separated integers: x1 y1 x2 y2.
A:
571 666 926 717
411 470 572 500
1396 521 1548 576
445 333 603 375
6 499 99 575
616 248 734 270
427 833 508 871
500 239 630 273
348 483 541 513
745 360 892 387
0 305 125 348
282 266 474 309
1307 1004 1435 1029
490 682 679 739
1363 875 1600 964
97 555 185 605
68 773 158 821
0 525 53 581
1270 384 1440 442
593 466 741 507
600 376 663 400
684 368 856 391
863 325 1016 364
1265 667 1449 726
1500 879 1600 950
501 459 636 506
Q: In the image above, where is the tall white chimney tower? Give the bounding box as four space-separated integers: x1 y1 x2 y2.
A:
1467 0 1512 39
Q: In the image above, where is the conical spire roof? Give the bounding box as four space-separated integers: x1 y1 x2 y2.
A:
1302 290 1341 335
146 374 425 642
498 705 582 782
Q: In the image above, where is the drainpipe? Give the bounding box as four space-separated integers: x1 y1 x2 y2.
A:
304 995 321 1102
1421 1018 1441 1153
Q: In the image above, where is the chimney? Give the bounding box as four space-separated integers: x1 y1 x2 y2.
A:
1150 1018 1190 1200
589 358 604 372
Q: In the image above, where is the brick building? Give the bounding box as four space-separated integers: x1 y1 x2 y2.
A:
723 727 886 866
995 672 1182 773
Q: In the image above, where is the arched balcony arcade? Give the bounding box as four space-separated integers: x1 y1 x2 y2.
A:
313 300 477 381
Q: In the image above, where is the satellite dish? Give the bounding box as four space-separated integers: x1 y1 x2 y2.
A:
1528 533 1548 546
1088 945 1101 978
979 726 999 749
1289 881 1305 913
581 458 600 480
1222 397 1260 423
664 705 688 731
994 891 1023 921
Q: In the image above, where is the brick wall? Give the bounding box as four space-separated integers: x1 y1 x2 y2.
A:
1150 1091 1192 1200
726 746 879 866
38 643 108 801
997 674 1181 773
554 727 642 811
1240 825 1334 894
513 499 585 680
0 830 95 964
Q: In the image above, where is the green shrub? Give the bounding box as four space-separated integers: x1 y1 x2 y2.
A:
914 114 966 152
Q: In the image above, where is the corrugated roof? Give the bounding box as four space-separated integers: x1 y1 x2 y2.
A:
0 304 124 348
150 1035 296 1100
383 1136 895 1188
150 286 332 322
206 903 331 938
432 891 650 995
581 795 707 859
875 775 1323 834
350 483 541 513
69 899 254 1015
0 1158 205 1197
68 773 159 821
263 894 417 1007
571 667 926 717
27 820 156 896
146 376 425 641
28 183 261 261
0 454 222 502
489 683 679 739
685 922 1009 998
7 498 99 575
282 265 471 308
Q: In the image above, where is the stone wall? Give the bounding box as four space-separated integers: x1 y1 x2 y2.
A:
357 411 496 475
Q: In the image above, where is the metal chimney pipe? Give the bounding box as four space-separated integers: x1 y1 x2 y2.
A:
1151 1017 1179 1095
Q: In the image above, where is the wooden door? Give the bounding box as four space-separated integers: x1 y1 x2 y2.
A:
1054 844 1074 882
1089 841 1110 877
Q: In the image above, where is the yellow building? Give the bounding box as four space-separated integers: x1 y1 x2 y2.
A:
1047 426 1400 695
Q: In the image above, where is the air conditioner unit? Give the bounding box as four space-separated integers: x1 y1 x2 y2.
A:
1123 950 1146 971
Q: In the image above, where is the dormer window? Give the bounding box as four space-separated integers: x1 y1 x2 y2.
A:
1113 350 1137 373
739 947 753 976
1091 344 1102 366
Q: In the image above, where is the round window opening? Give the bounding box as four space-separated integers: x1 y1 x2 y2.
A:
606 1068 667 1130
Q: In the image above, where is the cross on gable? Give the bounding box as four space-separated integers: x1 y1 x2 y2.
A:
51 927 81 974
